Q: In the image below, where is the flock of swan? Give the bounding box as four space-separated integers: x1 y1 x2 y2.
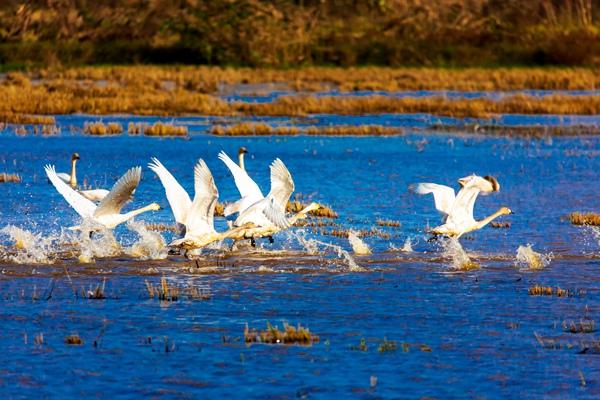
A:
43 148 513 258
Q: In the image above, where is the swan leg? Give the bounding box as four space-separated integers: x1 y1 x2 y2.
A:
427 234 439 243
89 231 94 239
250 237 256 247
268 236 274 244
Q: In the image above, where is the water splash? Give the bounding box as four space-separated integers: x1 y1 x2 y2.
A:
441 238 479 271
125 221 167 260
515 244 552 270
389 237 413 252
0 225 57 264
77 221 121 263
348 230 371 255
292 230 364 271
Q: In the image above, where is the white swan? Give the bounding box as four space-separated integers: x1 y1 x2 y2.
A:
238 147 248 170
148 157 192 234
162 159 251 250
45 165 160 230
218 150 264 217
55 152 110 202
220 155 321 245
411 174 512 238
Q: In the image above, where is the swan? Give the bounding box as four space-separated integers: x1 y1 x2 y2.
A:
222 156 321 245
55 152 110 202
411 174 512 238
238 147 248 170
148 157 193 234
218 150 264 217
166 159 252 250
45 165 160 230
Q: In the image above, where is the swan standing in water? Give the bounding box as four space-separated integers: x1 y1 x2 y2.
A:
45 165 160 230
55 152 110 202
219 152 320 246
411 174 512 238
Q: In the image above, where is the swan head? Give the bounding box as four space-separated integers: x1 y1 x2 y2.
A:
305 202 321 213
498 206 513 215
238 147 248 155
483 175 500 192
71 153 80 161
148 203 162 211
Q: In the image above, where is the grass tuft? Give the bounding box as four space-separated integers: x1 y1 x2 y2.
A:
0 173 21 183
569 212 600 226
65 335 83 345
528 285 570 297
83 121 123 135
244 322 319 345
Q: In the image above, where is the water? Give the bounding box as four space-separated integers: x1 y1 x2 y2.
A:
0 112 600 398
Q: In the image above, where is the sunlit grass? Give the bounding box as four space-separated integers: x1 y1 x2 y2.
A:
569 212 600 226
244 322 319 345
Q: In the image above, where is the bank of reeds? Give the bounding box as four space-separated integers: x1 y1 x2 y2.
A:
143 122 187 137
569 212 600 226
83 121 123 135
212 122 401 136
0 112 55 125
528 285 570 297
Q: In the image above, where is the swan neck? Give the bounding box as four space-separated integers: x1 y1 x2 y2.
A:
475 209 505 229
70 158 77 187
288 204 316 225
238 152 245 171
123 204 155 220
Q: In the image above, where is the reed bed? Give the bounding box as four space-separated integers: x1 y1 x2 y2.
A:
528 285 570 297
376 219 401 227
0 112 55 125
143 122 188 137
286 200 338 218
429 124 600 137
212 123 401 136
244 322 319 345
83 121 123 135
569 212 600 226
0 173 21 183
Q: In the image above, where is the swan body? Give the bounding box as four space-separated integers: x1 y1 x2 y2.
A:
163 159 249 250
45 165 160 230
80 189 110 202
411 174 512 238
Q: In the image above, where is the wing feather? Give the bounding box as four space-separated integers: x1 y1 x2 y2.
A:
148 157 192 225
45 165 96 218
410 183 456 217
218 151 263 213
94 167 141 217
266 158 294 211
185 160 219 236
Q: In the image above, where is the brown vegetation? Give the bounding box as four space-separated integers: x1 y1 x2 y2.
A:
429 124 600 137
83 121 123 135
569 212 600 226
0 2 599 67
65 335 83 345
143 122 187 137
211 122 401 136
145 277 210 301
0 173 21 183
0 112 55 125
244 322 319 345
528 285 570 297
490 221 511 229
376 219 402 227
286 200 338 218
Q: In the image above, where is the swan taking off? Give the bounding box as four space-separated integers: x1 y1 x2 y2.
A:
55 152 109 202
45 165 160 230
220 153 321 245
411 174 512 238
155 159 250 250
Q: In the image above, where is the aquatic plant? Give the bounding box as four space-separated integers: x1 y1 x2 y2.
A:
211 123 401 136
376 219 401 227
83 121 123 135
65 335 83 345
563 319 596 334
0 112 55 125
0 173 21 183
143 122 188 137
569 212 600 226
528 285 570 297
350 338 368 351
378 338 398 353
490 221 511 229
84 278 106 300
145 277 210 301
244 322 319 345
287 200 337 218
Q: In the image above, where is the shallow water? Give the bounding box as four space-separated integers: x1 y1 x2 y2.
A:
0 112 599 397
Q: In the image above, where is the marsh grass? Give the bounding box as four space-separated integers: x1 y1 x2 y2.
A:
145 277 210 301
143 122 187 137
378 338 398 353
429 123 600 137
84 278 106 299
83 121 123 135
0 112 55 125
211 123 401 136
0 173 21 183
528 285 570 297
244 322 319 345
563 319 596 334
65 335 83 345
376 219 401 227
490 221 511 229
286 200 337 218
569 212 600 226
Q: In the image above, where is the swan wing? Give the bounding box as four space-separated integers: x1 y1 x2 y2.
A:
450 176 497 223
45 165 96 218
185 159 218 236
94 167 141 217
218 151 263 207
79 189 109 202
262 198 292 229
148 157 192 225
266 158 294 211
410 183 455 217
56 172 71 184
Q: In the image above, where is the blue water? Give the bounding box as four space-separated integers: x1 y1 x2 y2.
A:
0 114 599 398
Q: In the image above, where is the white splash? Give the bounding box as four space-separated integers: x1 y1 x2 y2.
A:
389 237 413 252
0 225 57 264
76 222 121 263
441 237 478 270
348 230 371 255
292 230 364 271
125 221 167 260
515 244 552 270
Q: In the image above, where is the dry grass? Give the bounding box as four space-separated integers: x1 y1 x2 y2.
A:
211 123 401 136
429 123 600 137
0 173 21 183
144 223 179 232
65 335 83 345
244 322 319 345
563 319 596 334
376 219 401 227
143 122 188 137
490 221 511 229
569 212 600 226
83 121 123 135
145 277 210 301
528 285 570 297
0 112 55 125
